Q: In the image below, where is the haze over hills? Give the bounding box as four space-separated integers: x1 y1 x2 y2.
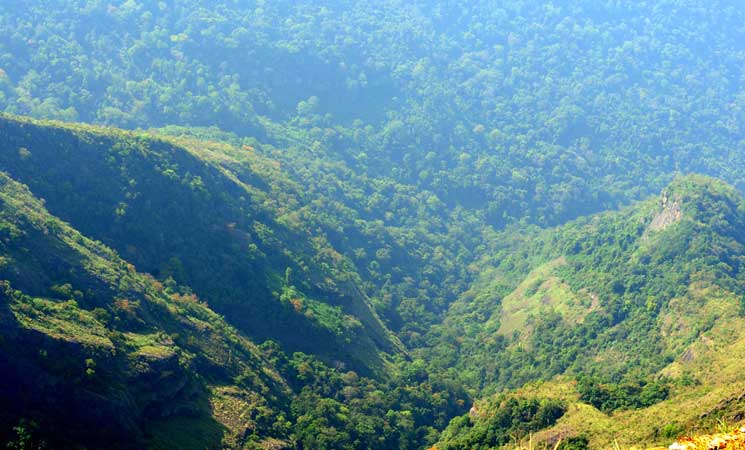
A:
1 1 745 449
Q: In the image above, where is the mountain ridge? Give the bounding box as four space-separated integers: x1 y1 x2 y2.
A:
0 170 294 449
0 114 471 450
0 113 404 375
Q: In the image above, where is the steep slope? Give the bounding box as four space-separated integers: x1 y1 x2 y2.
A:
148 124 479 344
5 1 745 358
432 175 745 447
0 114 403 375
0 115 472 450
0 172 293 449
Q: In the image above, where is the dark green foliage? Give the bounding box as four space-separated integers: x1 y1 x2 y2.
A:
437 396 567 450
0 172 292 448
268 349 469 450
0 169 465 449
5 420 46 450
0 115 404 375
3 0 745 231
2 1 745 448
577 377 671 414
557 436 590 450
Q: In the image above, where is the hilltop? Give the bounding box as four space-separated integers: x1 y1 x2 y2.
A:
432 175 745 448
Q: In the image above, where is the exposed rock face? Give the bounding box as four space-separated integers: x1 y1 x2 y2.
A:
699 390 745 421
649 190 683 231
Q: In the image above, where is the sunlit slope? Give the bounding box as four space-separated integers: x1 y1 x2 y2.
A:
437 174 745 389
432 175 745 447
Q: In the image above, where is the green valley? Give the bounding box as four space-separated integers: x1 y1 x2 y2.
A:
1 1 745 449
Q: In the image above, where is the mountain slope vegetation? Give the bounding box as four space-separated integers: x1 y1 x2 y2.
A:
0 116 469 449
0 114 403 374
4 0 745 346
433 175 745 447
2 1 745 449
3 118 745 450
2 0 745 228
434 175 745 390
0 170 292 448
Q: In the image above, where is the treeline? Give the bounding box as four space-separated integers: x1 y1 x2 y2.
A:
437 395 567 450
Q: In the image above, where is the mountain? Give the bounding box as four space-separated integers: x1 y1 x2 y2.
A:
0 114 404 375
3 1 745 448
2 117 745 449
432 175 745 448
3 1 745 230
0 115 468 450
5 0 745 353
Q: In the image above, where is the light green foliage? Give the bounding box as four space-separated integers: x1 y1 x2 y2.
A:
2 2 745 449
437 395 567 450
429 175 745 401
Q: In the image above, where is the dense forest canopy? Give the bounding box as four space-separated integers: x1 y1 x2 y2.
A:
2 1 745 225
1 1 745 449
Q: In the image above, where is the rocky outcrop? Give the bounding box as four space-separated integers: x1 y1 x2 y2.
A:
649 190 683 232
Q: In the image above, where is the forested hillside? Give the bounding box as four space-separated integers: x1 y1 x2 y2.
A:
0 116 468 449
432 175 745 392
0 169 293 448
2 1 745 449
4 0 745 340
433 175 745 447
3 1 745 227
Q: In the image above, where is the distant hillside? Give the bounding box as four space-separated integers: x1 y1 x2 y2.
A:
432 175 745 448
3 2 745 449
6 1 745 355
3 1 745 230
